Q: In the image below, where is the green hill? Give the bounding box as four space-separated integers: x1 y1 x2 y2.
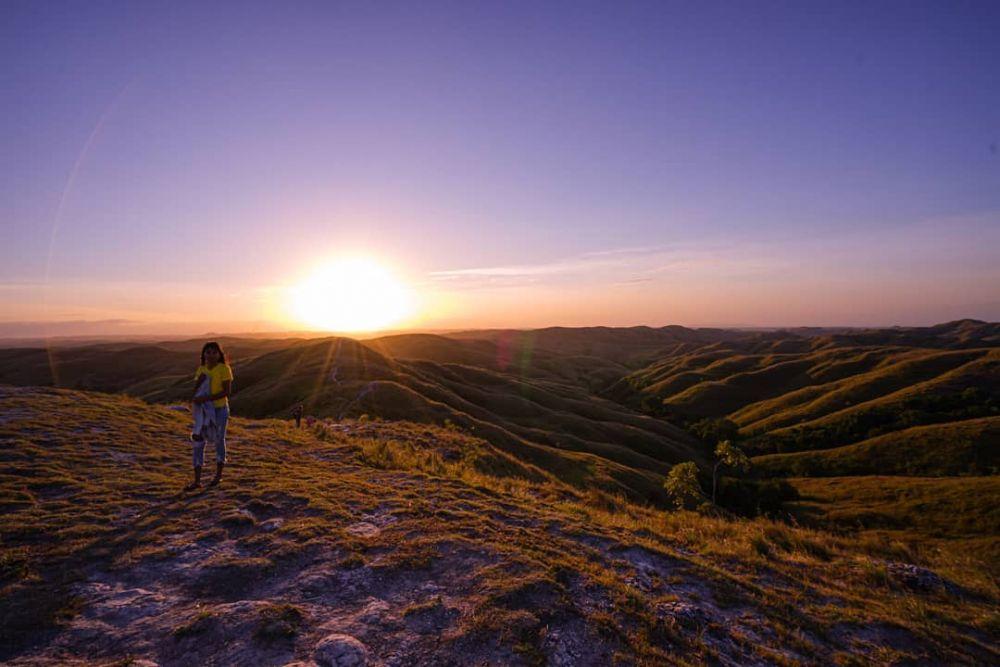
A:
599 322 999 557
785 475 1000 563
609 334 999 458
225 337 706 502
443 325 746 367
367 332 630 390
752 417 1000 477
748 349 999 455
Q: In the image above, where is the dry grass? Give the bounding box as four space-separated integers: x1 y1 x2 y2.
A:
0 385 997 665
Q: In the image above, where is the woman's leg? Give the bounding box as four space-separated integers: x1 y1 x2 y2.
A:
209 405 229 485
187 438 205 490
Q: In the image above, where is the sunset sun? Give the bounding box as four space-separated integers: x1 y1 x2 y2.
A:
289 258 414 332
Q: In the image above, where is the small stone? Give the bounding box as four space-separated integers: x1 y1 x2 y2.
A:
656 600 712 625
357 597 391 625
885 562 953 593
314 633 369 667
346 522 380 538
260 518 284 532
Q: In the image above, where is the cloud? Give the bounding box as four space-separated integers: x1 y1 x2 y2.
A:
612 277 655 285
427 245 706 283
427 241 775 290
578 245 668 259
430 257 606 279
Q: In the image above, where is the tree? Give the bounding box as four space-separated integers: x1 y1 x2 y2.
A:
664 462 703 509
712 440 750 504
690 418 739 446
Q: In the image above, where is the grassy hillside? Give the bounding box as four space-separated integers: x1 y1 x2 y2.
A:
0 344 192 395
0 334 707 503
744 349 1000 455
786 475 1000 564
811 319 1000 350
610 332 999 459
226 337 705 502
602 321 1000 560
443 325 748 367
367 333 630 390
0 335 308 398
1 386 997 665
753 417 1000 478
2 322 997 559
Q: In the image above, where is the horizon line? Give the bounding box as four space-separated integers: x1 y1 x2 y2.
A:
0 318 991 346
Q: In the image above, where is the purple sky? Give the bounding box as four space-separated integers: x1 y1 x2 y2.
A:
2 1 999 335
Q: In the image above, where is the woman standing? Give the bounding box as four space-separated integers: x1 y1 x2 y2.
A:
187 341 233 490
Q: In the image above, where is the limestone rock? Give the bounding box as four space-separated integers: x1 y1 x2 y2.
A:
314 633 369 667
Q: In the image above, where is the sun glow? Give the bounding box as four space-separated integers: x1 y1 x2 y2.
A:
289 257 415 332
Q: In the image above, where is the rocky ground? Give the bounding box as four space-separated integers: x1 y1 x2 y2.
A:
0 385 997 665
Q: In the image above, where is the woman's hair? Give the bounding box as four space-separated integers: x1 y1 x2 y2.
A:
200 341 228 365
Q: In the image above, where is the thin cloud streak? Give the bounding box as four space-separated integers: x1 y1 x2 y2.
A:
426 213 1000 293
427 242 776 289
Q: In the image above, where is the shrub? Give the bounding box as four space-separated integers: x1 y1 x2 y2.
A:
663 462 703 509
253 604 303 642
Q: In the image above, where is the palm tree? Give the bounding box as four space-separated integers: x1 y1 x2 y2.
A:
712 440 750 505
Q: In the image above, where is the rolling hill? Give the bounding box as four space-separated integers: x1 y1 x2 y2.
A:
784 475 1000 563
0 334 706 503
217 336 706 502
752 417 999 478
607 322 999 456
599 320 1000 557
1 321 997 558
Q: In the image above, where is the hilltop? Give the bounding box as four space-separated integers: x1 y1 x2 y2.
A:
1 386 997 665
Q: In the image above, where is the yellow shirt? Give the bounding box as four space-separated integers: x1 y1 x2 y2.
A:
194 363 234 408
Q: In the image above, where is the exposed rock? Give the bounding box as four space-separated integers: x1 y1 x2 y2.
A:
260 517 285 532
346 521 380 538
541 625 584 666
314 633 369 667
401 597 457 634
885 562 956 593
656 600 713 626
357 597 395 627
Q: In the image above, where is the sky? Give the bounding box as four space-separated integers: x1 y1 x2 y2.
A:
2 1 999 336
